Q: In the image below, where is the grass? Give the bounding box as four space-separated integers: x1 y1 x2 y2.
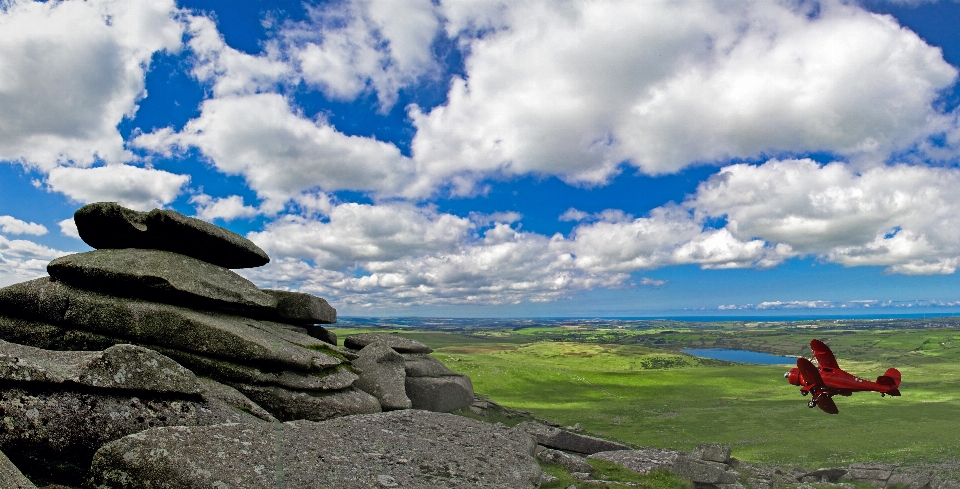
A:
330 325 960 469
539 462 692 489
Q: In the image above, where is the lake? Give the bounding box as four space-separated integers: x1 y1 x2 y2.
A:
681 348 798 365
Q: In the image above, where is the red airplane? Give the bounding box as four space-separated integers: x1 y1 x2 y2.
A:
784 339 901 414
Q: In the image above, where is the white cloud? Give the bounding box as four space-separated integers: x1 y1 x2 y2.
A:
0 216 47 236
0 233 72 287
58 218 80 239
238 201 627 306
285 0 441 109
186 15 292 97
0 0 183 170
135 93 414 203
190 194 259 221
405 0 958 196
687 159 960 274
45 164 190 211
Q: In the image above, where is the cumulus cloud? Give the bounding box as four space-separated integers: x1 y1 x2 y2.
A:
406 0 958 196
186 15 292 97
285 0 441 109
237 201 626 306
687 159 960 274
45 164 190 211
0 233 71 287
0 216 47 236
58 218 80 239
191 194 259 221
0 0 183 170
134 93 414 204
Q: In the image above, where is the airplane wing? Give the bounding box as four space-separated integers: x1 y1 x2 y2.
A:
797 357 840 414
816 394 839 414
797 357 826 389
810 339 840 369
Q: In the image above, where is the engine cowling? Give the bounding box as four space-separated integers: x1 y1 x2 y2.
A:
785 368 801 386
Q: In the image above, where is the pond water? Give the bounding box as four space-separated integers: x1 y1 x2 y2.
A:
681 349 798 365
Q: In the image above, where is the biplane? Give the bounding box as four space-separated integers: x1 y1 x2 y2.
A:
784 339 901 414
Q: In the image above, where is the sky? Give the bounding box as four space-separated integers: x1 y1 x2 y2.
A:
2 0 960 318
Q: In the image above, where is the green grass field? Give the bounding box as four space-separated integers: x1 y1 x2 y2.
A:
330 326 960 468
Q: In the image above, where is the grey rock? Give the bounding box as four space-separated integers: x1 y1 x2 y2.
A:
514 421 630 455
74 202 269 269
197 377 278 422
0 278 339 373
150 346 356 392
0 317 355 397
801 468 848 483
671 456 739 484
0 449 36 489
345 333 433 353
405 375 474 412
48 249 276 313
353 342 412 410
304 324 337 345
536 446 595 472
692 443 732 463
235 384 381 421
403 353 460 377
90 410 543 489
0 387 265 486
588 449 680 474
261 289 336 324
845 463 896 481
0 339 202 395
888 471 938 489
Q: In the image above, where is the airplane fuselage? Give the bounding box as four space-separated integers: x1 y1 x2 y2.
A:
786 365 896 396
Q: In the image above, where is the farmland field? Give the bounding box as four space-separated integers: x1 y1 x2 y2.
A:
331 323 960 468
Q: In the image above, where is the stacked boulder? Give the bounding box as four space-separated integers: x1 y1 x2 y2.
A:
0 202 475 485
345 332 475 413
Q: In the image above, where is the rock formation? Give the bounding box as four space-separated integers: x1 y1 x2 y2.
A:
0 203 477 486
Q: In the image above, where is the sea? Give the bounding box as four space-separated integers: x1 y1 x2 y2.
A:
334 313 960 330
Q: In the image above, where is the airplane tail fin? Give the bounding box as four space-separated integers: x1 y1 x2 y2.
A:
877 368 901 389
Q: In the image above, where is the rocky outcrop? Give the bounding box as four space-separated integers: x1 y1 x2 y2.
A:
0 449 36 489
515 420 631 455
345 333 434 353
73 202 269 269
89 410 543 489
48 249 277 313
0 203 482 487
262 289 336 324
0 339 270 486
353 342 412 410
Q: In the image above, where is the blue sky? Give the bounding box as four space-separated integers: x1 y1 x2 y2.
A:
3 0 960 317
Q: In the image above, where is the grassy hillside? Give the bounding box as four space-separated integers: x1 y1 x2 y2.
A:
330 325 960 467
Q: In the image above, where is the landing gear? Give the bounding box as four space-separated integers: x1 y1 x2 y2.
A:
808 400 817 408
801 390 809 396
881 393 885 397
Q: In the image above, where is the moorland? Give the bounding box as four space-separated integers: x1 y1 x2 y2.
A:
331 318 960 469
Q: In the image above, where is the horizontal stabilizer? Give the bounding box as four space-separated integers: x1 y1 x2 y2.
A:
877 368 901 388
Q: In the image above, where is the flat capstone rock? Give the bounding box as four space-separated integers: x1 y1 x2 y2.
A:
48 249 277 313
90 410 543 489
344 333 433 353
74 202 269 269
262 289 337 324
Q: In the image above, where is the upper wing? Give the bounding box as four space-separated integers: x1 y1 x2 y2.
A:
810 339 839 369
797 357 826 388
